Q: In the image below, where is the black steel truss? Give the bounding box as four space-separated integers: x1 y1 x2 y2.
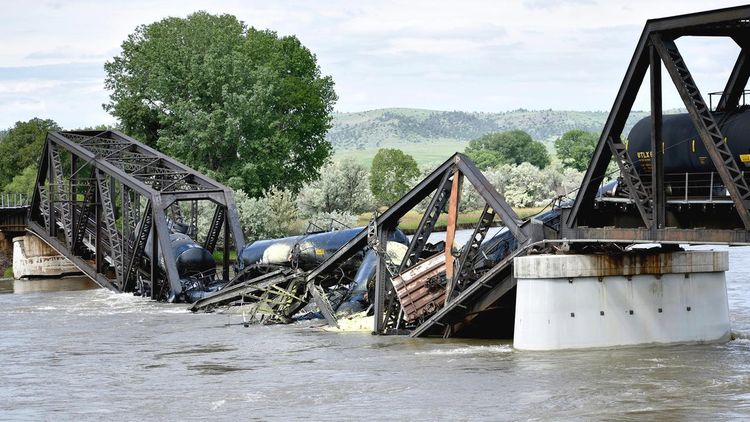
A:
304 153 530 335
567 5 750 231
27 130 245 302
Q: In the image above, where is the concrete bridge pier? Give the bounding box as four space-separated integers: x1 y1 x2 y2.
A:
512 250 730 351
12 234 82 279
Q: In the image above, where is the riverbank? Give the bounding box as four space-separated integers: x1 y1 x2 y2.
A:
355 206 545 233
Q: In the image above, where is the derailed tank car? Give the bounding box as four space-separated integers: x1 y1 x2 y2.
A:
140 221 221 302
236 227 410 314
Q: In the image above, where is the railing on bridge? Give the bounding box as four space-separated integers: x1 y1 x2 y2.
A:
708 89 750 112
598 171 736 204
0 193 30 233
0 193 29 209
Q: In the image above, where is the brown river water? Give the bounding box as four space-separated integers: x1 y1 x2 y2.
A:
0 242 749 421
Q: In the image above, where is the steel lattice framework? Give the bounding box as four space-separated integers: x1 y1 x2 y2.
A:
304 153 533 335
565 5 750 243
27 130 245 301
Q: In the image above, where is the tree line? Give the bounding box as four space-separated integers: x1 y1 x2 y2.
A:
0 113 597 240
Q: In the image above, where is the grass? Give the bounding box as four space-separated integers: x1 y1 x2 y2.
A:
212 250 238 263
354 207 545 233
2 267 13 278
333 139 468 167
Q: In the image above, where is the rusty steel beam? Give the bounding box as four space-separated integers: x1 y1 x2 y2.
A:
562 226 750 244
443 168 462 295
399 167 454 271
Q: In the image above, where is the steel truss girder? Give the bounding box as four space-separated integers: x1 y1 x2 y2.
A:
567 5 750 230
204 205 225 253
451 203 496 295
95 170 124 284
304 153 526 335
607 136 653 228
399 167 454 271
306 153 526 284
48 142 73 246
72 183 96 255
651 33 750 229
716 42 750 112
123 202 152 293
27 130 246 302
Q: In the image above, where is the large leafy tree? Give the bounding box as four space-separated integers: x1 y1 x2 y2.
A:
554 129 599 171
104 12 337 196
0 118 61 191
369 148 420 206
465 130 550 170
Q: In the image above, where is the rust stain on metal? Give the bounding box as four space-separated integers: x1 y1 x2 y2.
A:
564 227 750 244
444 170 462 286
392 253 446 322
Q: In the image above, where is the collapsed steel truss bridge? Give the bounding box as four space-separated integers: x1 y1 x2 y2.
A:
27 130 245 301
17 6 750 338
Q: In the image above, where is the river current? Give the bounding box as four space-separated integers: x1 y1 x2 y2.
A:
1 244 749 421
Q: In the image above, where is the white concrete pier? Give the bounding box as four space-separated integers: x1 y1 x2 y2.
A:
513 251 730 351
12 234 81 279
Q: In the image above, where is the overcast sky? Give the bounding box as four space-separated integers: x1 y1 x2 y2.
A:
0 0 748 129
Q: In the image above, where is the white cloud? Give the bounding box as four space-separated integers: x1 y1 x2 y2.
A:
0 0 748 128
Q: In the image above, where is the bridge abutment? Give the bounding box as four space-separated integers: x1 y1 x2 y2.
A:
513 250 730 350
12 234 82 279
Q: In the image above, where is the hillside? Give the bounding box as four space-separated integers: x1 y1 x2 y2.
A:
328 108 657 166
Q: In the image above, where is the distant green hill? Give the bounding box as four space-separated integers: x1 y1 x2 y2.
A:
328 108 659 166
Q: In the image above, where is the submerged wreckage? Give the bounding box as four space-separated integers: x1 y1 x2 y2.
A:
189 153 561 338
24 126 552 338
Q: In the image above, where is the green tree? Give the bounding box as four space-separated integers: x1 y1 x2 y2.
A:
502 163 554 207
104 12 337 196
199 187 300 242
0 118 60 190
4 165 38 196
297 159 374 216
369 148 420 206
465 130 550 170
554 129 599 171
